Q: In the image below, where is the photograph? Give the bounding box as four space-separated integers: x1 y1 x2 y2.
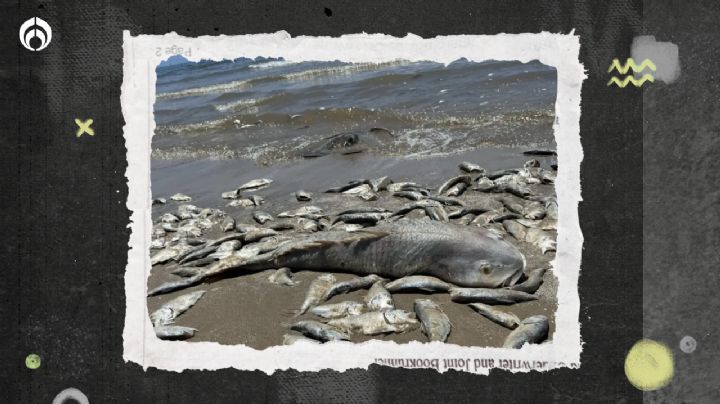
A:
145 53 560 349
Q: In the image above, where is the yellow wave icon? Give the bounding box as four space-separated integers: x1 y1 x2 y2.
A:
607 74 655 88
608 58 656 74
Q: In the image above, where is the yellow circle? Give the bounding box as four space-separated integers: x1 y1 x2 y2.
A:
625 339 674 391
25 354 41 370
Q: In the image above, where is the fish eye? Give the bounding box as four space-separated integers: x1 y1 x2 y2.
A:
481 265 493 275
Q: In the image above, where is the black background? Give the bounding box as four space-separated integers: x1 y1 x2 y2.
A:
0 1 714 402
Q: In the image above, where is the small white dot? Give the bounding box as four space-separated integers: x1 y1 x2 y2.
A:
680 335 697 353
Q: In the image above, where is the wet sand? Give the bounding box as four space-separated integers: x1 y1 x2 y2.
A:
147 149 558 349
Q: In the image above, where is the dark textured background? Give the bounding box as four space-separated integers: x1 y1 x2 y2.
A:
0 0 709 402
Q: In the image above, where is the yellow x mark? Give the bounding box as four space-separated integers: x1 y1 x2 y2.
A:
75 118 94 137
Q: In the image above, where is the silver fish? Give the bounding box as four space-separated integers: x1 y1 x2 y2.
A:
296 218 319 233
310 301 365 319
446 182 468 197
290 320 349 342
385 276 451 293
502 315 549 348
370 176 392 192
297 274 337 316
459 162 485 174
283 333 321 345
323 274 383 301
221 190 240 199
334 212 389 225
327 310 418 335
438 175 472 195
154 325 197 340
149 290 206 326
268 267 298 286
147 221 527 296
238 178 273 191
152 197 167 205
525 228 556 254
170 193 192 202
365 281 394 311
509 267 548 294
469 303 521 329
449 287 538 304
227 198 255 208
221 216 236 232
278 206 324 218
252 211 274 224
295 190 313 201
161 213 179 223
473 177 496 192
414 299 452 342
387 182 421 193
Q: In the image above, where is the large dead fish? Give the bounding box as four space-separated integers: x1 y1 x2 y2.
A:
148 220 526 296
502 315 549 348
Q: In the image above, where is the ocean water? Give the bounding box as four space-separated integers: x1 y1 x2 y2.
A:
152 57 557 163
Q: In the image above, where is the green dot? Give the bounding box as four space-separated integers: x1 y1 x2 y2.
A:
25 354 41 369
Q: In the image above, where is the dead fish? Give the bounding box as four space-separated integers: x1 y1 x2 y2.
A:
221 216 235 232
327 310 418 335
162 223 178 232
178 245 218 265
369 176 392 192
283 333 321 345
334 212 389 225
427 195 465 206
525 228 557 254
160 213 179 223
424 205 449 222
243 228 279 243
365 281 394 312
502 315 549 348
393 190 425 201
337 207 390 215
458 214 476 225
217 240 241 252
296 218 319 233
149 290 206 326
448 206 491 219
268 267 298 286
385 276 451 293
290 320 350 342
152 198 167 205
170 193 192 202
227 198 255 208
387 182 421 193
414 299 452 342
310 301 366 319
326 180 367 193
297 274 337 316
545 198 558 220
499 183 533 198
238 178 273 191
473 177 496 192
150 245 191 266
503 220 528 241
323 274 383 301
295 190 313 201
523 202 546 220
150 238 166 250
446 182 468 197
459 162 485 174
509 267 548 294
221 190 240 199
269 222 295 231
437 175 472 195
468 303 521 329
449 287 538 305
154 325 197 340
524 159 541 168
333 223 365 232
176 204 200 220
487 169 519 180
177 224 202 238
252 211 274 224
249 195 264 206
278 206 324 218
343 184 378 201
523 150 556 156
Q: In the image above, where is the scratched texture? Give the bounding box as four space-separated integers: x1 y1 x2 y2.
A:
642 1 720 403
0 1 646 402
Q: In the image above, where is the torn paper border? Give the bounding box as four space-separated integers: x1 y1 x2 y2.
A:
122 31 585 374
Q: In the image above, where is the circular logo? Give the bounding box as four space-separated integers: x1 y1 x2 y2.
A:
19 17 52 51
